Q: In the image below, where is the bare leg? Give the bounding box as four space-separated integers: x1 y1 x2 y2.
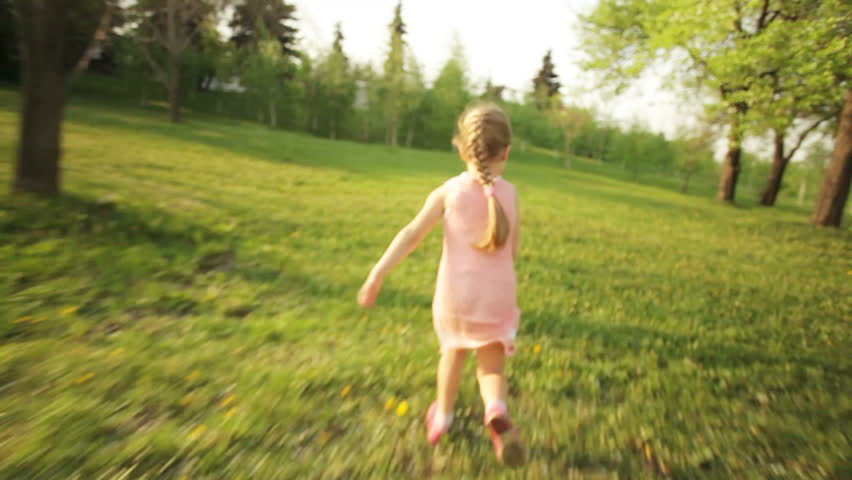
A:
477 342 525 466
436 348 468 416
476 342 507 410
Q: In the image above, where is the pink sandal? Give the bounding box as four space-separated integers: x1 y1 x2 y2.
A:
425 401 449 445
484 404 525 467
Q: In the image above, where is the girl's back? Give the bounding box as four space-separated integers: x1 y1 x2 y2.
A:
433 172 519 352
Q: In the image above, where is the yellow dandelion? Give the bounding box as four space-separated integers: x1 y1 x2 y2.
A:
341 385 352 398
848 270 852 275
220 394 235 407
186 370 201 382
13 316 32 324
644 443 653 461
225 407 238 420
290 231 301 237
533 344 542 354
188 425 206 441
180 393 195 407
232 346 244 355
109 347 125 358
396 400 409 416
74 372 94 384
31 317 47 323
556 371 563 378
61 306 80 316
385 397 397 411
318 431 331 445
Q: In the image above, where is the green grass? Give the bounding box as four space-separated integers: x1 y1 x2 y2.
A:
0 88 850 479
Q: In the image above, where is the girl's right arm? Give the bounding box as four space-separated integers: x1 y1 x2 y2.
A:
358 185 446 307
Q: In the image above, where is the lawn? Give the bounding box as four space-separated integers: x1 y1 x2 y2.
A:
0 88 849 479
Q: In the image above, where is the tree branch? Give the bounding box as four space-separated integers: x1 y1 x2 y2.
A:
757 0 770 30
139 43 166 85
784 116 831 162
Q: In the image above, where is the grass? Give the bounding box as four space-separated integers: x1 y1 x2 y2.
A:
0 87 850 479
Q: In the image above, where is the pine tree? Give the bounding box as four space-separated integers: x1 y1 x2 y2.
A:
382 1 406 146
532 49 560 110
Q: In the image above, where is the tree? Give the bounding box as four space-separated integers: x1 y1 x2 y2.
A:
229 0 298 58
532 50 560 111
316 22 355 140
580 0 793 203
382 2 406 146
12 0 68 194
549 100 592 168
812 90 852 227
132 0 217 122
423 45 472 149
71 0 121 80
241 23 293 128
675 123 717 194
482 79 506 103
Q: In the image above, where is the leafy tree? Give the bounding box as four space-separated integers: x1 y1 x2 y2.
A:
315 22 355 140
580 0 794 203
131 0 219 122
400 53 427 147
422 44 472 149
549 100 592 168
240 23 293 128
532 50 560 111
481 79 506 103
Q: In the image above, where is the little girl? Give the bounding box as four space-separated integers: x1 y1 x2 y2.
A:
358 103 524 466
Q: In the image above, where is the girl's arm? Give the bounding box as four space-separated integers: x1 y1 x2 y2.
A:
358 185 446 307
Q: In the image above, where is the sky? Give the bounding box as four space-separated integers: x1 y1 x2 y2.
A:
290 0 700 140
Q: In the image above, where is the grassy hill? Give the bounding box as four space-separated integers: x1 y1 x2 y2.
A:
1 89 849 479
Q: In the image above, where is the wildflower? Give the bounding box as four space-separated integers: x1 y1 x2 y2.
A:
396 400 409 416
220 394 235 407
644 443 653 461
188 425 206 441
340 385 352 398
62 306 80 316
233 346 244 355
385 397 397 411
318 431 331 445
13 316 32 324
290 231 301 238
180 393 195 407
109 347 125 358
74 372 94 384
186 371 201 382
533 344 542 354
225 407 238 420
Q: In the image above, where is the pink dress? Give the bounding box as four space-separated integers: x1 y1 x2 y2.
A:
433 171 520 356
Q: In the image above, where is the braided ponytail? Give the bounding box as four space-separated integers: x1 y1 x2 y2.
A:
453 104 512 253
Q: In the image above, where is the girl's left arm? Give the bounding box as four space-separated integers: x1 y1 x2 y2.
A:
358 185 446 307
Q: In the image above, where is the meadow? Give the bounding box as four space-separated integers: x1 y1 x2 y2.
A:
0 88 849 479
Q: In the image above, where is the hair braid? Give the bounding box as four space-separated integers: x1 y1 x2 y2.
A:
453 103 513 253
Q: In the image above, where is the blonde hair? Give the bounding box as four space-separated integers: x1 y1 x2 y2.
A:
452 103 512 253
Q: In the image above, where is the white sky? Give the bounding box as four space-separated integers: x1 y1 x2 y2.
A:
291 0 697 140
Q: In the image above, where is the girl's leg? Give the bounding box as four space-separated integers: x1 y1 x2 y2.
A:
476 342 524 466
475 342 507 410
436 348 468 419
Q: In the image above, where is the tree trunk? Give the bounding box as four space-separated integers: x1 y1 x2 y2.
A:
681 152 696 194
71 0 114 81
718 116 742 203
563 132 572 168
13 0 67 195
797 177 807 206
812 90 852 227
168 55 181 123
269 100 277 128
166 0 181 123
390 121 398 147
405 125 414 147
330 117 336 140
759 129 788 206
